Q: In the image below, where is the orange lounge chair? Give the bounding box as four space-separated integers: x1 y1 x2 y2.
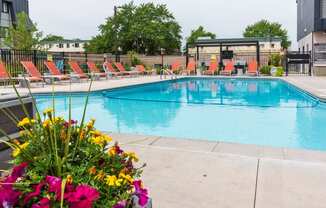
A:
87 61 107 79
220 61 234 76
0 61 9 81
114 62 139 76
136 65 153 75
171 61 181 74
181 60 196 75
203 62 218 75
247 60 259 76
68 61 89 79
20 61 44 85
44 61 70 81
103 62 123 77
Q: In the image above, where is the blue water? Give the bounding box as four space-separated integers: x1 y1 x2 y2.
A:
36 78 326 151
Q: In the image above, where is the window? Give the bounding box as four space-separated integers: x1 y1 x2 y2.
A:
74 43 80 48
271 43 275 48
58 43 64 48
260 44 265 48
66 43 70 48
48 44 52 48
2 1 9 13
321 0 326 18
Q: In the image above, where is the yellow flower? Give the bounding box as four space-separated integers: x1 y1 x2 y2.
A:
43 108 53 115
66 175 73 184
90 134 112 147
105 175 123 187
12 142 30 157
43 119 52 128
119 172 134 184
54 117 64 123
88 166 97 175
94 170 105 181
90 130 102 137
124 152 139 162
87 119 96 129
17 117 35 127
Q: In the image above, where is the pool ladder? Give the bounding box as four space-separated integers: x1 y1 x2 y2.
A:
160 69 178 80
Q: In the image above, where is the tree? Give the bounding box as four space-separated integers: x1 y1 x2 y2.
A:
85 2 182 55
186 26 216 46
41 34 64 42
4 12 43 50
243 19 291 49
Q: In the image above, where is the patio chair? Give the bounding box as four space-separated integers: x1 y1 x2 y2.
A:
103 62 124 77
202 61 218 75
20 61 45 87
247 60 259 76
68 61 89 80
0 61 9 81
87 61 108 79
114 62 139 76
180 60 196 75
136 65 153 75
220 61 234 76
171 61 181 74
44 61 70 81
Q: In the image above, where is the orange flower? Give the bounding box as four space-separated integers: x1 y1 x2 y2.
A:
88 166 97 175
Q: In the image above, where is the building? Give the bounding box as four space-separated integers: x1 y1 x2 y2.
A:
188 37 283 66
40 39 89 53
297 0 326 75
0 0 30 41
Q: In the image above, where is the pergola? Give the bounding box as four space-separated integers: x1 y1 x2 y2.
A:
186 38 261 68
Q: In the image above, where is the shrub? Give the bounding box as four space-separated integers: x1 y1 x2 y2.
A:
275 67 284 77
269 54 282 66
260 65 271 75
127 51 142 66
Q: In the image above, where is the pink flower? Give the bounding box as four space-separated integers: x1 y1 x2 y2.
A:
11 162 28 179
66 185 99 208
45 176 62 199
31 197 50 208
0 186 20 207
113 200 127 208
24 182 46 204
133 180 149 207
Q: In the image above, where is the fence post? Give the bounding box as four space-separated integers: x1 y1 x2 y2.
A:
62 52 66 74
33 50 37 65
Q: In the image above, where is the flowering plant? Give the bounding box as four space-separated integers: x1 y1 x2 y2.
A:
0 82 149 208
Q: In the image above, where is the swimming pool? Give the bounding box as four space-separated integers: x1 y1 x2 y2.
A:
36 78 326 151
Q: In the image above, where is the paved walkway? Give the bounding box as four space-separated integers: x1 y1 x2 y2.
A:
111 133 326 208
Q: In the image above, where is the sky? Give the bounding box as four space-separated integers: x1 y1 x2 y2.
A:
29 0 298 49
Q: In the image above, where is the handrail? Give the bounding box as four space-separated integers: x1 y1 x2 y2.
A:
160 69 177 80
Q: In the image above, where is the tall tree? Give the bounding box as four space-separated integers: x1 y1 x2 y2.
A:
41 34 64 42
85 2 182 54
4 12 43 50
243 19 290 49
186 26 216 46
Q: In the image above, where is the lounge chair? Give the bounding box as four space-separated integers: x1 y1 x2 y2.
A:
20 61 45 87
220 61 234 76
0 61 10 83
44 61 70 81
114 62 139 76
103 62 124 77
247 60 259 76
136 65 153 75
68 61 89 80
202 62 218 75
87 61 107 79
181 60 196 75
171 61 181 74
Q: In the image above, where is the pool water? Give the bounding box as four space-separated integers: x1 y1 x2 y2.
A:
36 78 326 151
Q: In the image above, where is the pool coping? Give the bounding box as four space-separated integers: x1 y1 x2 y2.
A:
109 132 326 164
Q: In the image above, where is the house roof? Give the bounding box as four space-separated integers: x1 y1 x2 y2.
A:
194 37 282 47
41 39 89 44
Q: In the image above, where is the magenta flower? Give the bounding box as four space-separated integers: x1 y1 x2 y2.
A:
24 182 46 204
66 185 99 208
45 176 62 199
133 180 149 207
113 200 127 208
0 186 21 207
31 197 50 208
11 162 28 179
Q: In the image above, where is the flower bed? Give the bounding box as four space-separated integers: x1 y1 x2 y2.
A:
0 108 150 208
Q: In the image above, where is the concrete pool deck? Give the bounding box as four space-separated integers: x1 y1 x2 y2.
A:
111 132 326 208
2 75 326 207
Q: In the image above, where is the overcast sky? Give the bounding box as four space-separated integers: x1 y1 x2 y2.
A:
29 0 297 49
